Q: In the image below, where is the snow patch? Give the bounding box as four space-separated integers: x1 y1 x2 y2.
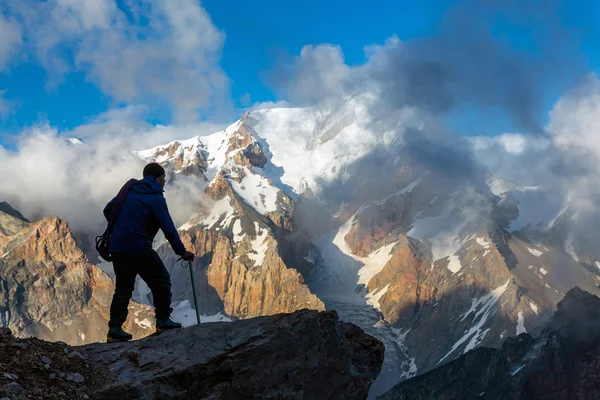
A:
516 311 526 334
447 254 462 274
179 213 199 231
247 222 269 266
229 167 281 214
232 219 246 243
439 279 511 364
203 197 235 229
358 241 398 285
527 247 543 257
366 284 390 310
529 301 539 315
171 301 232 328
391 327 418 379
476 237 490 249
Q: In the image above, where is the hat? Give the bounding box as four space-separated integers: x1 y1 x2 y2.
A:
143 162 166 178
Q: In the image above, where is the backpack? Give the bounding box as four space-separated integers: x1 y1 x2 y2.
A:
95 179 139 262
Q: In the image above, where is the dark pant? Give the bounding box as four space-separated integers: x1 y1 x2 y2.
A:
108 250 172 328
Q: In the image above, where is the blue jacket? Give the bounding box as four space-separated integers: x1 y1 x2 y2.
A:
105 176 187 256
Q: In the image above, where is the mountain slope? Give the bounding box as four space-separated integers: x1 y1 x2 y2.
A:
378 287 600 400
0 205 155 345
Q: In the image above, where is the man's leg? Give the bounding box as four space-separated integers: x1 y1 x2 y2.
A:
137 250 174 322
108 253 138 328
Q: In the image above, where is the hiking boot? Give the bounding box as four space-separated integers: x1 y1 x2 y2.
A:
156 318 182 332
107 326 133 343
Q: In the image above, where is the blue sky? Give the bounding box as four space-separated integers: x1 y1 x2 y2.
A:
0 0 598 147
204 0 449 103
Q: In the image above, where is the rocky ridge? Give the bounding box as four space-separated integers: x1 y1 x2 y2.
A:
0 309 384 400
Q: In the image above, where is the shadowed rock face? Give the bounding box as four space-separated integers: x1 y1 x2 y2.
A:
83 309 384 400
378 287 600 400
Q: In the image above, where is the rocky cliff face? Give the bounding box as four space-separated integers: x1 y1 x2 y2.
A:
0 207 155 345
305 165 600 384
0 309 384 400
378 287 600 400
159 188 324 319
141 117 324 321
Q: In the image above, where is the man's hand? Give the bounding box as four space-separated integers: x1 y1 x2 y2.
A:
182 251 195 261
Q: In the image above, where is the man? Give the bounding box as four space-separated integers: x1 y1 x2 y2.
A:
104 162 195 342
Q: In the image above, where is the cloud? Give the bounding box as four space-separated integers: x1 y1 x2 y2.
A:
0 1 231 238
469 73 600 233
267 0 597 185
272 44 351 105
0 111 226 235
4 0 230 122
274 0 593 134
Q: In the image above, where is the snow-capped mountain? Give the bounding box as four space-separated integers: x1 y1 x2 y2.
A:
121 98 600 397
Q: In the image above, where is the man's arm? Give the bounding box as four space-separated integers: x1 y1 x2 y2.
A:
152 196 187 257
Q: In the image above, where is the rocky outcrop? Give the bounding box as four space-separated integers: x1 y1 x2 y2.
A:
160 195 325 319
363 227 600 376
146 138 209 180
378 287 600 400
0 208 155 345
345 196 411 258
0 310 385 399
366 235 437 326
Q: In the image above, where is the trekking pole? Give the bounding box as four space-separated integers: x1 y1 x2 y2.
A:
179 258 201 326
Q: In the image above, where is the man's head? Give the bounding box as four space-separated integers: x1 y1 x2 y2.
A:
143 163 166 188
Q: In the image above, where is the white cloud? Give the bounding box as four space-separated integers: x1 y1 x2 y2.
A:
548 74 600 152
0 112 226 234
275 44 351 104
470 74 600 224
5 0 229 122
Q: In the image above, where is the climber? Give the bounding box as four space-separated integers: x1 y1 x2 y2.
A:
103 162 195 342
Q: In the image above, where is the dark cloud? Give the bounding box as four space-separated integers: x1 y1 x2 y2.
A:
362 0 593 136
